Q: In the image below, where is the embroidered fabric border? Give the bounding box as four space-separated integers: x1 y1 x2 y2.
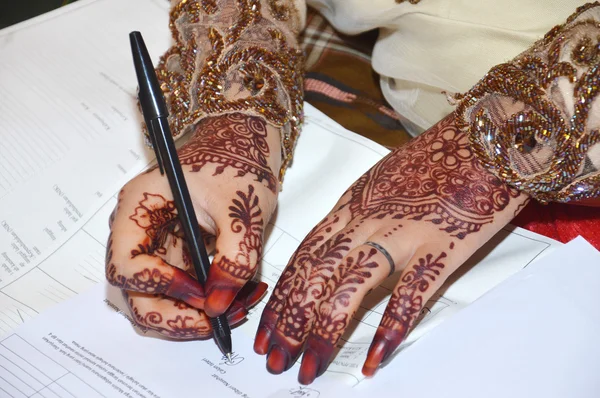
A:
454 2 600 203
146 0 305 183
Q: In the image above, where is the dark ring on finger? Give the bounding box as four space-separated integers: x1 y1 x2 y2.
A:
365 241 395 275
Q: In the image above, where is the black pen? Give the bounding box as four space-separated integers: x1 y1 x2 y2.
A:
129 31 232 360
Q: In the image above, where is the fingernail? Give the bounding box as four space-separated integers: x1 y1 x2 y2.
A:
227 307 248 326
266 344 288 375
254 327 271 355
298 349 320 385
205 288 237 318
362 338 389 377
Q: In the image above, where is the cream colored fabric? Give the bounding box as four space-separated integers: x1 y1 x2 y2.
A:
306 0 589 136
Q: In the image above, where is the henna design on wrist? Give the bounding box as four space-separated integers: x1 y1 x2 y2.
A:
363 251 447 376
178 113 277 193
342 114 521 239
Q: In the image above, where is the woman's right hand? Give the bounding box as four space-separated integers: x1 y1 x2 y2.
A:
105 113 280 339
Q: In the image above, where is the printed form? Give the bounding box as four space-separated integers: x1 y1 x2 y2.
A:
354 237 600 398
0 0 171 332
0 0 563 397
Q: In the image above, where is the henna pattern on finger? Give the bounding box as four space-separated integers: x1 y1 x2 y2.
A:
275 228 353 342
262 223 365 374
106 261 174 294
212 184 264 282
295 248 381 384
178 113 277 193
129 193 182 256
255 215 350 359
264 215 344 318
342 114 521 239
363 251 447 376
383 252 447 335
106 192 204 305
127 296 212 339
313 248 380 345
205 184 267 314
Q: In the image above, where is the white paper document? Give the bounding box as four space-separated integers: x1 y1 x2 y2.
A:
1 282 355 398
0 0 171 334
355 237 600 398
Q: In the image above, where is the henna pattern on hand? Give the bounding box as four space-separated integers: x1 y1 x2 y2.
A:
382 252 446 340
272 216 352 339
294 248 382 384
178 113 277 193
255 114 525 383
127 297 212 340
363 251 447 376
213 184 264 281
128 193 182 256
256 216 357 371
313 248 380 344
105 192 203 306
342 114 521 239
204 184 265 314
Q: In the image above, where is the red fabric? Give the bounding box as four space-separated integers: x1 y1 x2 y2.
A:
512 201 600 250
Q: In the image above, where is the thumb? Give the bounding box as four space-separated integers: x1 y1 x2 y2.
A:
205 185 265 317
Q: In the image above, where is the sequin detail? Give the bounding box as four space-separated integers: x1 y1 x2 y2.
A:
268 0 291 21
152 0 304 183
454 2 600 203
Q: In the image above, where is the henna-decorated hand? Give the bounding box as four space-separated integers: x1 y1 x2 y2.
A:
253 114 530 384
106 113 280 339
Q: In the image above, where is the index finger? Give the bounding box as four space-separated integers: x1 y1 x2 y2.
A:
204 185 266 317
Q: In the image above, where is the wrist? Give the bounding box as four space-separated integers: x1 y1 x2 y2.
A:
388 113 526 238
179 113 281 193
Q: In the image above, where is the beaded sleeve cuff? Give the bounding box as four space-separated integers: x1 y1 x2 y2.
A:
453 2 600 203
149 0 305 183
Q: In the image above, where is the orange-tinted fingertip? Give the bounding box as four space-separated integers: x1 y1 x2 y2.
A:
182 293 205 310
166 268 207 310
266 345 288 375
226 306 249 326
362 338 389 377
298 349 320 385
205 288 237 318
244 281 268 307
254 326 271 355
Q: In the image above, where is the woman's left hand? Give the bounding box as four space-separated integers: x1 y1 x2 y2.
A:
252 113 529 384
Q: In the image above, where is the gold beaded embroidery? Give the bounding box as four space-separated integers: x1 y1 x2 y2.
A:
268 0 291 21
454 2 600 203
151 0 304 183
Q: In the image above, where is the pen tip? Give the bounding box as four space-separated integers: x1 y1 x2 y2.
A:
226 353 233 362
